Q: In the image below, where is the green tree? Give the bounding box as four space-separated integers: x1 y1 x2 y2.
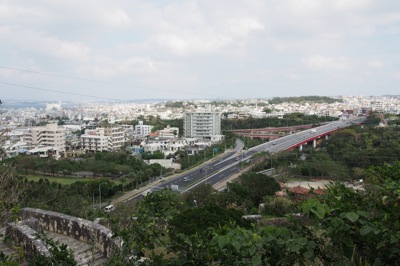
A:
141 150 164 160
233 172 280 207
117 189 180 257
169 204 249 237
181 183 218 208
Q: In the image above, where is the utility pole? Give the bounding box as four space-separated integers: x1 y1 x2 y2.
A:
99 182 107 208
0 99 2 128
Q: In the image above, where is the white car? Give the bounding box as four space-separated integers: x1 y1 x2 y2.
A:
104 205 115 212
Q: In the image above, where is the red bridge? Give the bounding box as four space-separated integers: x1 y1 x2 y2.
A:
231 124 316 140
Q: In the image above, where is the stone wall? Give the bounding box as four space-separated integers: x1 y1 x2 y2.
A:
5 218 51 258
19 207 121 257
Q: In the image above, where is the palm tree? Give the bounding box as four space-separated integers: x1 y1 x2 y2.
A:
119 176 127 192
127 171 137 189
145 169 153 183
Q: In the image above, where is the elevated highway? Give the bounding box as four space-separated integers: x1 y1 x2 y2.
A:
119 118 363 203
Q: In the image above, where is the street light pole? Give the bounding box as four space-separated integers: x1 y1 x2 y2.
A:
99 182 107 208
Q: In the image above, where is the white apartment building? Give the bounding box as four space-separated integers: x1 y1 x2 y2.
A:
158 125 179 138
81 126 126 152
184 111 221 139
104 126 125 150
371 101 384 113
24 123 66 152
81 128 110 152
143 137 170 153
135 121 152 137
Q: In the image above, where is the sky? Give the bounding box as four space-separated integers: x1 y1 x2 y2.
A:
1 0 400 102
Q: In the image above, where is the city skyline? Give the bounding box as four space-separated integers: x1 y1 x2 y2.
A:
1 1 400 101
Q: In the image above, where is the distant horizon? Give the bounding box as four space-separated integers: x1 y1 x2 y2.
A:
2 94 400 110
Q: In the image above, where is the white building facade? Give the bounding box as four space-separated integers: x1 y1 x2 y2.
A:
104 126 125 150
81 126 126 152
135 121 153 137
81 128 110 152
184 111 221 139
24 123 66 152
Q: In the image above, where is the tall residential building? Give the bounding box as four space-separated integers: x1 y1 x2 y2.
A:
81 126 126 152
371 101 384 113
184 111 221 139
135 121 152 137
24 123 66 152
104 126 125 150
81 128 110 153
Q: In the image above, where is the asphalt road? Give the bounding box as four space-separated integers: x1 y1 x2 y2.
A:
125 118 363 202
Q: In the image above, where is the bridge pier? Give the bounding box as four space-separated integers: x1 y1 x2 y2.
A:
313 139 317 148
299 145 303 151
325 135 329 140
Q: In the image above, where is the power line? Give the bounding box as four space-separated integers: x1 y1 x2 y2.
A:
0 65 226 99
0 82 126 102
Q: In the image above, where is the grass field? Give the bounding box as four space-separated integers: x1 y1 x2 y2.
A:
25 174 101 185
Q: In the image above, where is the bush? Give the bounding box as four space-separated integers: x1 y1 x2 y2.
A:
262 196 295 217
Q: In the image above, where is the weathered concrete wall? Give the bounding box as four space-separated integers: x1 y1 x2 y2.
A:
19 207 121 257
5 218 51 258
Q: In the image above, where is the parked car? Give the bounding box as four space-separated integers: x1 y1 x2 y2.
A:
104 205 115 212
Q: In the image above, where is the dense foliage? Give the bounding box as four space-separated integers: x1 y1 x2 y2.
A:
108 160 400 265
222 114 337 131
5 151 174 191
268 96 342 104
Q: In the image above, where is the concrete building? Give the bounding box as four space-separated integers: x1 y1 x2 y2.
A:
143 137 170 153
158 125 179 138
135 121 152 137
371 101 384 113
24 123 66 153
81 128 110 152
27 146 61 159
81 126 126 152
104 126 125 150
183 111 221 139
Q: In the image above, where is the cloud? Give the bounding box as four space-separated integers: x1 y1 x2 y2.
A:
224 18 265 37
304 55 354 71
367 60 384 68
1 0 400 100
152 33 233 56
393 71 400 79
0 27 91 62
149 15 264 56
332 0 372 10
77 56 168 78
100 8 132 28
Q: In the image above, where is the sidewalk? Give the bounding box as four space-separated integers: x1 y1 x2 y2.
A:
111 178 169 205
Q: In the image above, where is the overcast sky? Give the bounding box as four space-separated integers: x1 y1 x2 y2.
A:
1 0 400 102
